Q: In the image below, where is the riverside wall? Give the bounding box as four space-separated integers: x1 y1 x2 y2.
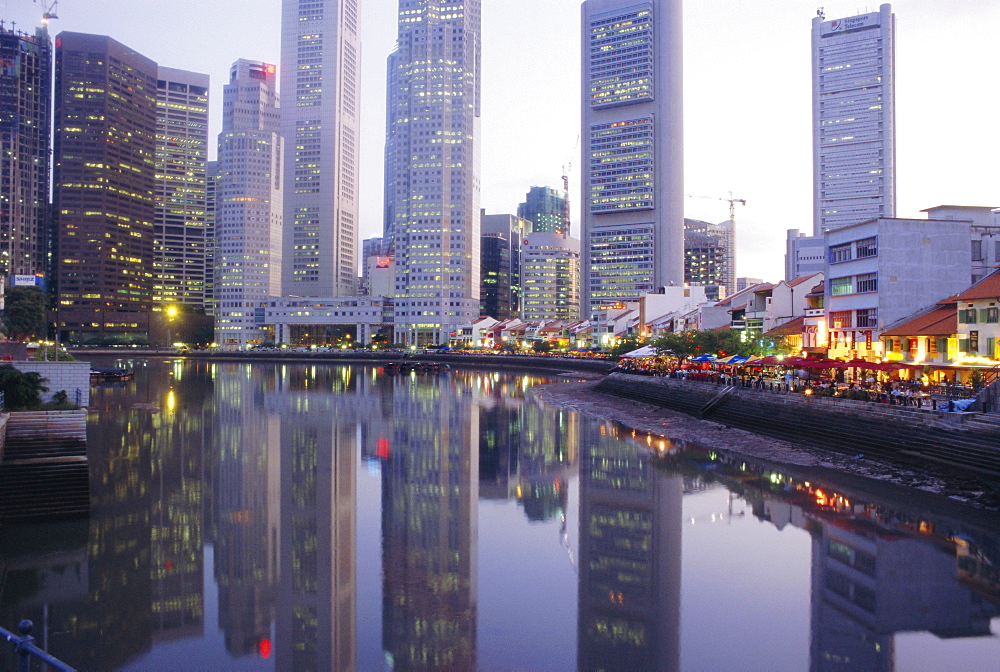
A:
595 373 1000 478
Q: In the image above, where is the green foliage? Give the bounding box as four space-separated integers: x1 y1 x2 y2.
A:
2 286 48 341
532 340 553 353
607 336 641 358
970 370 986 391
0 364 48 410
650 329 790 359
32 345 75 361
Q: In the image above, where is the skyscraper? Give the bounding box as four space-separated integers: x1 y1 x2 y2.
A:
480 213 531 320
521 232 581 321
53 32 158 342
684 218 731 300
518 185 569 235
387 0 482 346
812 4 896 234
214 60 282 348
0 26 51 280
581 0 683 316
204 160 219 316
280 0 361 297
154 67 209 311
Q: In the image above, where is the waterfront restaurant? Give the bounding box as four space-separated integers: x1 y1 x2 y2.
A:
880 269 1000 385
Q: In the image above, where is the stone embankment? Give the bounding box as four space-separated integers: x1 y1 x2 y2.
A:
0 409 89 525
594 373 1000 478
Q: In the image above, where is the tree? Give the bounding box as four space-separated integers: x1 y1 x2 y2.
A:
532 340 553 353
650 329 789 359
2 286 48 341
0 365 47 410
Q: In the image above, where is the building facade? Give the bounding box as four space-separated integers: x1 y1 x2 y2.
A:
518 185 569 235
581 0 684 316
280 0 361 298
214 60 282 348
683 218 731 300
53 32 158 342
154 67 209 311
387 0 482 345
812 4 896 234
824 217 971 361
521 232 581 321
480 213 530 320
0 26 51 281
204 160 219 316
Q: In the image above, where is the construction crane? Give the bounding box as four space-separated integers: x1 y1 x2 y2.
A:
34 0 59 26
686 192 746 296
560 135 580 236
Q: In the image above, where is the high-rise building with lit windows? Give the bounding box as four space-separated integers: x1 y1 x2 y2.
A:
154 67 209 310
0 26 51 280
280 0 361 297
581 0 684 317
518 186 568 235
812 4 895 234
215 60 282 348
53 32 158 341
387 0 482 346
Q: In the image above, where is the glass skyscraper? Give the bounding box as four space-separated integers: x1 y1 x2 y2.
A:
812 4 896 234
386 0 482 346
0 26 50 280
154 67 209 311
280 0 362 297
581 0 683 316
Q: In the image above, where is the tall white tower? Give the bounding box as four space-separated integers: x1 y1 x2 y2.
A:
812 4 896 235
581 0 684 316
280 0 362 297
386 0 482 346
215 60 282 348
154 67 210 311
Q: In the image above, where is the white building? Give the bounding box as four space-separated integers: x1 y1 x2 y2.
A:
785 229 825 280
280 0 361 297
265 296 391 345
387 0 482 346
824 217 971 359
581 0 684 315
521 232 581 321
215 60 283 348
154 67 210 311
922 205 1000 284
812 4 896 234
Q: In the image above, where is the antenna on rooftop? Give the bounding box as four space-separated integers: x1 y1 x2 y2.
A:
817 7 825 19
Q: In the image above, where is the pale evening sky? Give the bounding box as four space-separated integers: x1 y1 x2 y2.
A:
4 0 1000 282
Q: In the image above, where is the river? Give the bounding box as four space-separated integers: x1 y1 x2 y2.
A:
1 358 998 671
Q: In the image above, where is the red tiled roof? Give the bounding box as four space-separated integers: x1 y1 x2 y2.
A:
787 275 817 288
952 268 1000 302
766 315 805 336
881 305 956 337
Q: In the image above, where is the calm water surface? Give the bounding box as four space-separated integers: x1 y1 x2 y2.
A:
1 359 998 671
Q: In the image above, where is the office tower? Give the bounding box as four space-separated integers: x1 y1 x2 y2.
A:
812 4 895 234
154 67 209 310
387 0 482 346
53 32 157 342
684 218 730 299
521 232 581 321
360 235 384 295
383 49 399 256
518 185 569 235
215 60 282 348
280 0 361 297
581 0 683 316
0 26 51 280
204 160 219 316
480 213 531 320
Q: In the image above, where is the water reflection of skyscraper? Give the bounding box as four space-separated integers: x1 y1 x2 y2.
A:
382 374 478 670
578 424 682 672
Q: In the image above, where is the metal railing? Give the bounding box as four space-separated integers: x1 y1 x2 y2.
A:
2 621 76 672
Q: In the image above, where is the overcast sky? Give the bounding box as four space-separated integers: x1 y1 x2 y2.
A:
5 0 1000 281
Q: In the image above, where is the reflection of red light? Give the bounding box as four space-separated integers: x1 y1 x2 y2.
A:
377 437 389 460
554 479 560 492
165 561 173 570
259 638 271 659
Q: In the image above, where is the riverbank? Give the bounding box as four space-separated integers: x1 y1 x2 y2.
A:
531 376 1000 514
